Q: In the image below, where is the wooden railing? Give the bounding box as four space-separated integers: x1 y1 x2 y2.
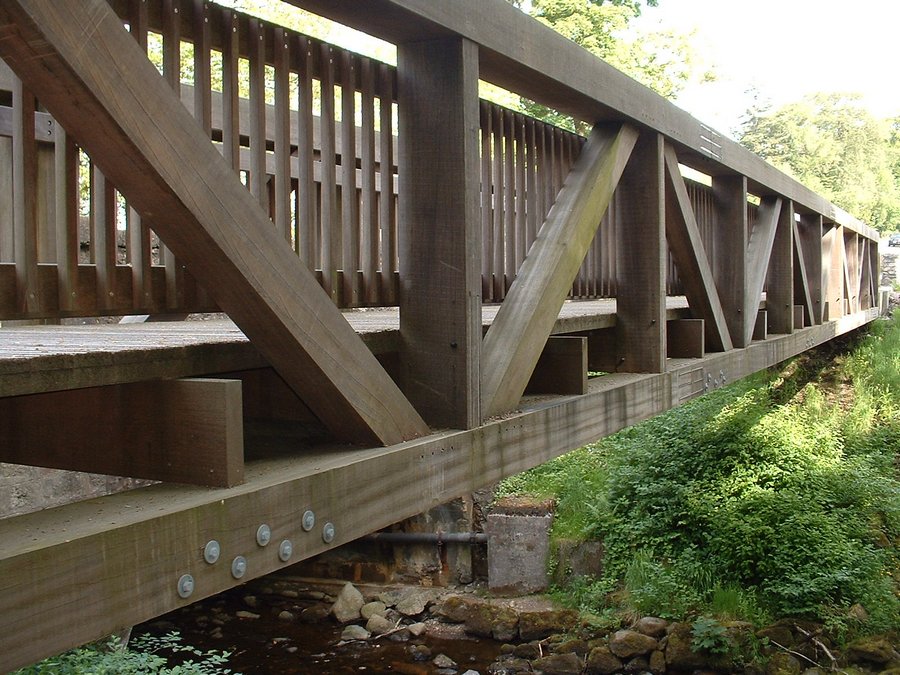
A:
0 0 750 321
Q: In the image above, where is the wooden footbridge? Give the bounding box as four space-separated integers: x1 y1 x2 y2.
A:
0 0 880 669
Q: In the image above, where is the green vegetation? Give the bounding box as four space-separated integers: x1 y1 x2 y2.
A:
498 315 900 639
740 93 900 233
14 632 237 675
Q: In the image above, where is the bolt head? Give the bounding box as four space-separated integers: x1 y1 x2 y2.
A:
322 522 336 544
279 539 293 562
302 510 316 532
256 524 272 547
177 574 195 599
231 556 247 579
203 540 221 564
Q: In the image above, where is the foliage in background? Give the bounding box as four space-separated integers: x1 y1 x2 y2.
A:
499 315 900 638
14 632 237 675
739 93 900 233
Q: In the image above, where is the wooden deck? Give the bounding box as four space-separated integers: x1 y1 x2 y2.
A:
0 298 690 397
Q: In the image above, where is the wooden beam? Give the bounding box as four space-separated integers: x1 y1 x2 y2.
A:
743 196 782 344
285 0 877 242
845 231 860 313
792 219 816 326
0 0 429 446
481 124 637 415
753 310 768 341
766 199 794 334
713 175 749 347
798 214 824 324
824 224 845 320
667 319 704 359
524 336 587 396
662 145 732 352
616 131 666 372
0 379 243 487
0 306 877 672
793 305 805 330
397 37 482 429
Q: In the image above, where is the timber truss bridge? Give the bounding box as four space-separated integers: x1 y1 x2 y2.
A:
0 0 881 669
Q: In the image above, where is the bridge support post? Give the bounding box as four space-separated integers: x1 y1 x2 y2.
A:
766 199 794 334
797 214 824 324
616 131 666 372
397 37 482 429
713 175 749 347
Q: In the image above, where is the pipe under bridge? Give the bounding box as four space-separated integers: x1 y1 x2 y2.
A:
0 0 881 669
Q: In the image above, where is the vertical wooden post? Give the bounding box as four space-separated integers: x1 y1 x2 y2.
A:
712 175 748 347
398 37 481 429
798 213 823 324
823 223 844 320
766 199 794 333
615 131 666 372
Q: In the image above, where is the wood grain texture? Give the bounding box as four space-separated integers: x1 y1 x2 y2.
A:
766 199 794 334
0 305 877 672
823 225 844 320
481 124 637 415
663 145 732 352
667 318 704 358
0 378 243 486
0 0 429 446
397 37 482 429
712 175 749 347
615 131 666 373
793 217 818 325
524 335 587 395
743 196 782 344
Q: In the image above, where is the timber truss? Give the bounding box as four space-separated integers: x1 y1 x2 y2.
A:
0 0 881 669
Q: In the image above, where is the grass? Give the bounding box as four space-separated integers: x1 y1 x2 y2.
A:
498 313 900 638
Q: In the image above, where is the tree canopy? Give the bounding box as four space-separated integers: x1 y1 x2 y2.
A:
740 93 900 233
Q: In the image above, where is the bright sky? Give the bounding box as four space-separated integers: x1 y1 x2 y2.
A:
632 0 900 139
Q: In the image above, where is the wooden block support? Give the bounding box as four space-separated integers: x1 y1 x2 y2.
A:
0 0 429 447
793 305 805 330
753 311 768 341
524 336 587 396
667 319 704 359
765 199 794 335
0 378 244 487
586 328 618 373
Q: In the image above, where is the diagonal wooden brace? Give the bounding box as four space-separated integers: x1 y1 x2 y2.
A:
481 123 638 416
662 145 732 352
743 196 782 344
0 0 429 446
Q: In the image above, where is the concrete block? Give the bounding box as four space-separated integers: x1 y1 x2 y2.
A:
487 497 554 596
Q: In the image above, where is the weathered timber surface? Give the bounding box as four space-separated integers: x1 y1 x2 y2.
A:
0 307 877 672
0 298 690 398
0 378 244 487
0 0 428 447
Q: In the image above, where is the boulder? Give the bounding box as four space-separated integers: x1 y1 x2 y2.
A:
624 655 650 673
531 652 583 675
299 605 331 623
396 589 435 616
609 629 659 658
366 614 394 636
665 622 729 671
361 601 387 620
433 654 457 669
585 646 624 675
649 649 666 674
847 635 900 665
635 616 669 638
518 609 578 640
766 652 802 675
340 624 370 641
433 594 477 623
331 582 365 624
408 622 427 637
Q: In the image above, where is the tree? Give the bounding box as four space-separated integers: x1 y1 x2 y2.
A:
739 93 900 233
509 0 713 132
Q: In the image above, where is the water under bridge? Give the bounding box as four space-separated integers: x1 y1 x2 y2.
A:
0 0 882 669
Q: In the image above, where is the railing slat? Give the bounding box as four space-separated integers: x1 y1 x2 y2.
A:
161 0 183 309
377 62 395 303
220 8 240 173
248 17 267 210
320 43 338 301
479 99 492 302
296 34 315 268
273 27 292 243
503 108 515 292
340 50 359 306
12 76 37 314
54 128 78 311
360 57 378 305
491 104 504 299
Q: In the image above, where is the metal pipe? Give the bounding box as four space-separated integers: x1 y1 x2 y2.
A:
361 532 487 545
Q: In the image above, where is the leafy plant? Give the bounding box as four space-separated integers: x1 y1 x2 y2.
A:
691 616 730 655
15 632 237 675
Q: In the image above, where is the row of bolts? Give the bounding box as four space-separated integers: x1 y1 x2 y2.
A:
176 510 334 599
